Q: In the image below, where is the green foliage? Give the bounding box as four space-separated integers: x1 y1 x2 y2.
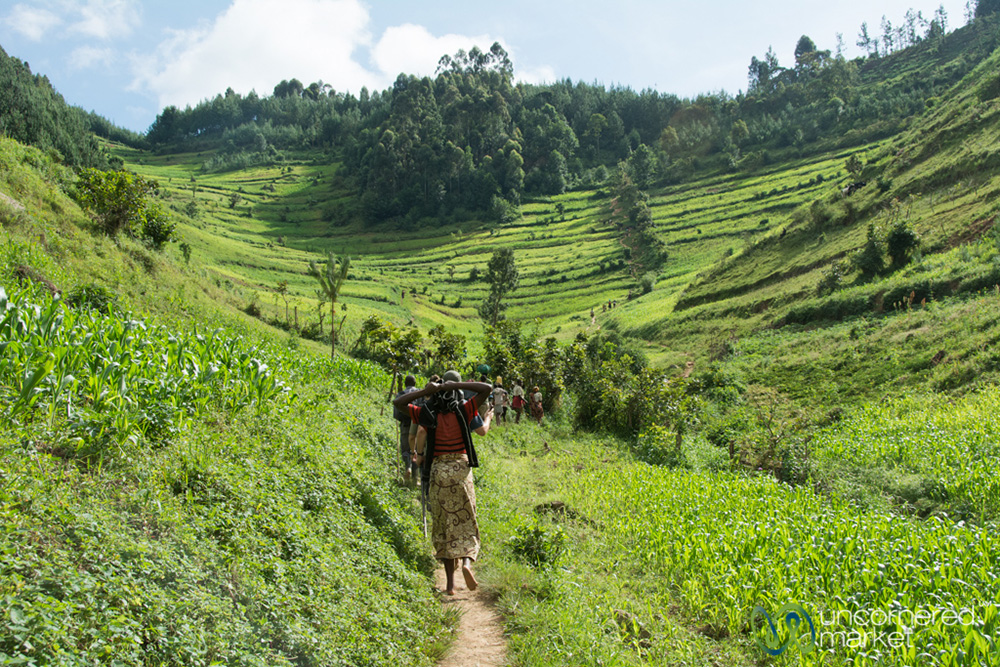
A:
64 283 119 313
352 314 422 376
0 286 291 465
851 222 886 279
478 248 519 326
886 218 920 268
572 334 692 440
427 324 466 375
810 387 1000 517
72 168 176 249
976 0 1000 17
634 423 687 467
572 461 1000 666
482 321 565 410
0 46 113 168
815 261 846 295
639 272 657 294
507 519 567 568
308 251 350 358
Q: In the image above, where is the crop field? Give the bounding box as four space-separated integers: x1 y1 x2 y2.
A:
568 464 1000 666
809 387 1000 519
120 140 895 364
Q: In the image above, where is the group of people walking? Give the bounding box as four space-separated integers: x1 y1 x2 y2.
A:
484 378 543 426
391 371 545 596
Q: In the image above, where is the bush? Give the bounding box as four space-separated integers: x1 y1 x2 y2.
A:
507 519 567 568
65 283 118 313
640 272 657 294
816 262 846 296
634 424 687 467
72 168 176 248
851 223 885 279
886 220 920 269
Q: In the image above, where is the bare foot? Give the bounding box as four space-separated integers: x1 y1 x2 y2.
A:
462 561 478 591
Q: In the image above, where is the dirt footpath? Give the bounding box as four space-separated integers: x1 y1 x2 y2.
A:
435 568 508 667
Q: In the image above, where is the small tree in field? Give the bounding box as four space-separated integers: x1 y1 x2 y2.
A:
478 248 519 326
72 168 175 249
308 252 350 358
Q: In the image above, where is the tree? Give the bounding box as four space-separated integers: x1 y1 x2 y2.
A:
845 154 864 179
276 280 290 324
730 119 750 147
794 35 818 67
886 220 920 269
881 16 896 54
428 325 466 374
627 144 659 188
477 248 519 326
585 113 608 155
308 252 351 358
72 168 176 249
976 0 1000 17
857 22 878 57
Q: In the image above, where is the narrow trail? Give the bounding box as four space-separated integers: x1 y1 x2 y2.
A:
435 567 508 667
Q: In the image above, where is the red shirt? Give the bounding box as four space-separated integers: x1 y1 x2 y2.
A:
409 399 479 455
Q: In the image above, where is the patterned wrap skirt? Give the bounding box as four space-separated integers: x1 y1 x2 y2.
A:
429 452 481 561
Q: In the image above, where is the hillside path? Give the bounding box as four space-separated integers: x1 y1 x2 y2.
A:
0 191 25 211
435 567 508 667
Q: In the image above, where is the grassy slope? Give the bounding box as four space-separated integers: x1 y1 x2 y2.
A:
0 138 451 666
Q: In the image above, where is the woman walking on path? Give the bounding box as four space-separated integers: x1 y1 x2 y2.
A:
491 380 509 425
393 371 493 595
511 380 526 424
530 386 544 424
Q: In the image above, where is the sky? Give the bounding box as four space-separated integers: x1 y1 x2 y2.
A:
0 0 974 133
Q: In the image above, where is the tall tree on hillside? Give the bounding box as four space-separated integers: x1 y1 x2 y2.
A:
308 252 351 358
857 22 878 57
478 248 519 326
794 36 817 66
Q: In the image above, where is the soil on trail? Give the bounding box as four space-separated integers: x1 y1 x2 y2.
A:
435 568 508 667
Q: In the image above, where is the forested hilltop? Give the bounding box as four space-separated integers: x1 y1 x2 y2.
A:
143 7 998 224
0 46 144 169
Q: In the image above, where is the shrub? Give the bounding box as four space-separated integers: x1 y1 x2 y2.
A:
635 424 687 467
816 262 846 296
640 272 657 294
65 283 118 313
508 519 567 568
851 223 885 279
886 220 920 269
72 168 176 249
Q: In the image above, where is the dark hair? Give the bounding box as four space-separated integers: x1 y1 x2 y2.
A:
404 375 416 387
428 388 462 412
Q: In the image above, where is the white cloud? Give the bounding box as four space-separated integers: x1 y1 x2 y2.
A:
133 0 376 108
132 0 557 110
69 45 116 70
6 4 62 41
68 0 141 40
516 64 558 86
371 23 498 81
